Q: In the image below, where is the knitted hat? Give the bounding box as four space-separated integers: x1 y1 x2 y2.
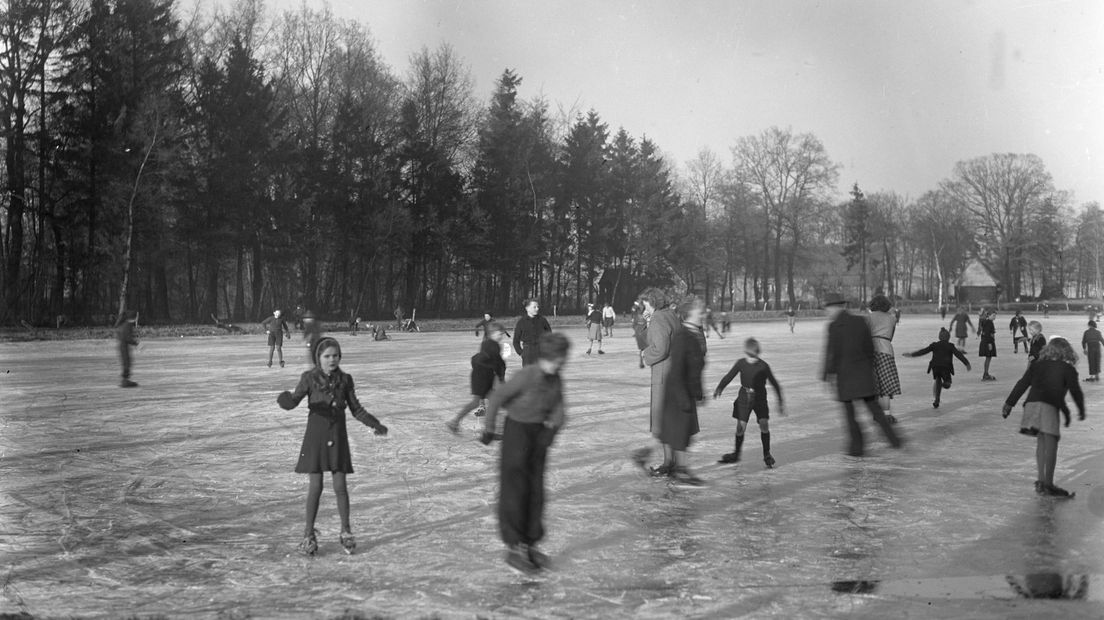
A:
313 337 341 364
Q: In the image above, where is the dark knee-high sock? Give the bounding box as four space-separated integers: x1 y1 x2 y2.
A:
761 433 771 456
333 473 350 532
734 433 745 458
305 474 323 536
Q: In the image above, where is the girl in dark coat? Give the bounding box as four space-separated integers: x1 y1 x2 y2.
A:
1082 321 1104 381
1002 337 1085 497
660 296 707 488
277 337 389 556
447 323 508 433
978 309 997 381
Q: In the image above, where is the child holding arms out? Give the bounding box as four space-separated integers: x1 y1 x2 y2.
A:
1002 337 1085 497
277 337 389 556
446 322 507 433
902 327 971 408
713 338 784 468
481 332 570 573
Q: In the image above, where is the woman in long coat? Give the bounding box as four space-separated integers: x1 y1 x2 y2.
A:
1082 320 1104 381
661 297 707 487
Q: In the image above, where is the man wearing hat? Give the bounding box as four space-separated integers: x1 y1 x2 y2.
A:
821 293 903 456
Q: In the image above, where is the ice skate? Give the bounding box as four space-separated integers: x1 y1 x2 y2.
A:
267 361 272 368
505 544 539 574
764 454 776 469
298 529 318 556
718 452 740 464
629 447 652 474
120 379 138 388
670 467 705 489
445 420 460 435
932 400 939 408
649 463 673 478
1034 480 1046 495
279 360 285 368
339 531 356 555
1043 484 1074 498
528 545 551 569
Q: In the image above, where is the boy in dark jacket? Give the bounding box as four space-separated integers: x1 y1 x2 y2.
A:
117 310 139 388
447 323 508 434
482 331 570 573
262 309 291 368
903 327 971 408
513 299 552 366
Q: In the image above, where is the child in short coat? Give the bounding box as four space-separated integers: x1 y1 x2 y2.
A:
277 337 388 556
903 327 971 408
1024 321 1046 363
482 331 569 573
713 338 784 468
446 322 507 434
1002 337 1085 497
584 303 604 355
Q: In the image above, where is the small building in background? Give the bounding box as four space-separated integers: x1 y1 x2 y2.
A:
955 259 1000 304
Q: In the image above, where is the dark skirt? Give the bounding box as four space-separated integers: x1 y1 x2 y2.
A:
979 336 996 358
295 411 354 474
471 368 496 398
659 400 700 451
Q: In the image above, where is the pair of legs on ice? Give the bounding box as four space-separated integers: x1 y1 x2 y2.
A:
719 413 774 468
1033 432 1071 497
299 471 355 555
840 396 902 457
500 419 552 572
446 396 486 433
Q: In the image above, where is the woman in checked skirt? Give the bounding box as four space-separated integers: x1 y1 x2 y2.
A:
867 295 902 423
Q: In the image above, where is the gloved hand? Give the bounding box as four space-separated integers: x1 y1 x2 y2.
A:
277 391 296 410
1001 403 1012 419
374 424 388 436
480 431 495 445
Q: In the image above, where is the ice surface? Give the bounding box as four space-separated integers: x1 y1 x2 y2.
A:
1 315 1102 618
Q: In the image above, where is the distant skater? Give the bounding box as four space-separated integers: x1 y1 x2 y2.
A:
117 310 139 388
704 308 724 339
1042 301 1050 319
1010 311 1028 353
822 293 902 457
940 304 948 321
301 311 322 367
277 337 389 556
867 295 902 423
1002 337 1085 498
513 299 552 367
978 308 997 381
786 305 796 333
584 303 605 355
948 306 975 350
602 302 616 338
262 308 291 368
661 296 708 487
1024 321 1046 363
447 322 508 434
713 337 784 468
631 299 652 369
631 288 679 476
1082 321 1103 382
902 327 971 409
481 332 570 573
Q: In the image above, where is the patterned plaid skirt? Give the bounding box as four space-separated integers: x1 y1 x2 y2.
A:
873 351 902 397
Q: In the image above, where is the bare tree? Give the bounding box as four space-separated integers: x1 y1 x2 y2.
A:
942 153 1054 299
732 126 839 306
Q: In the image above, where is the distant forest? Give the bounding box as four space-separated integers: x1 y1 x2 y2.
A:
2 0 1102 325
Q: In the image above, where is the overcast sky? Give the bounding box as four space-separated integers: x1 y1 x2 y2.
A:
266 0 1103 204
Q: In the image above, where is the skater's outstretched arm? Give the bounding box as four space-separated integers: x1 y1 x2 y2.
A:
952 347 971 371
903 343 935 358
344 375 387 435
277 372 311 410
713 363 741 398
1002 365 1036 417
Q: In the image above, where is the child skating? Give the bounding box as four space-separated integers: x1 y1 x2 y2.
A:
1002 337 1085 497
978 308 997 380
277 337 389 556
602 302 616 338
1010 310 1028 353
446 322 507 434
481 332 570 574
262 308 291 368
1023 320 1046 362
713 338 784 468
903 327 971 408
948 306 975 350
584 303 605 355
1082 320 1103 382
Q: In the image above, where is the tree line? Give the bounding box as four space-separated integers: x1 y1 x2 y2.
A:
2 0 1101 325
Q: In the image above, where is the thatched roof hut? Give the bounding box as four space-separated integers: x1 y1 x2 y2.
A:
955 259 1000 303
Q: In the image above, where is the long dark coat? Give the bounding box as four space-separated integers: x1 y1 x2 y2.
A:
823 309 878 401
659 323 706 451
642 308 680 437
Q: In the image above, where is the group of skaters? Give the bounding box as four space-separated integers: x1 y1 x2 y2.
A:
107 292 1095 573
